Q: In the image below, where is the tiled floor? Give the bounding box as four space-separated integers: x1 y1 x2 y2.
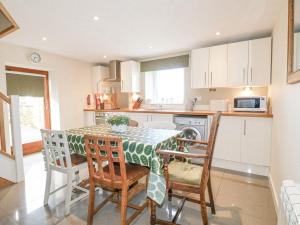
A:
0 153 277 225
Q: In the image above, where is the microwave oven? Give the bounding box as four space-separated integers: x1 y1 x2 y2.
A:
233 96 267 112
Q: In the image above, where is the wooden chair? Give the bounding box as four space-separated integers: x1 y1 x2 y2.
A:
128 119 139 127
150 112 221 225
41 129 89 215
84 135 149 225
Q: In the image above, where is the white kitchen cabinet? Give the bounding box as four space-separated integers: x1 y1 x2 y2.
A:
248 37 271 86
214 116 272 167
214 117 241 162
91 66 109 93
295 33 300 71
209 44 228 87
240 117 272 166
227 41 249 87
150 114 173 122
127 113 149 125
191 48 209 88
120 60 141 93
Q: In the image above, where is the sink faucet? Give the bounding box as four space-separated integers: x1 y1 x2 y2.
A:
158 104 163 110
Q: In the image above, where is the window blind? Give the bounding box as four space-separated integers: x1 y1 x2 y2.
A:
6 73 45 97
141 54 189 72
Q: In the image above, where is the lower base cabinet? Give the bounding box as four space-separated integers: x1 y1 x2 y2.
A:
127 113 174 126
214 116 272 167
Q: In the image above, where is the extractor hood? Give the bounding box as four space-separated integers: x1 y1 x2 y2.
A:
104 60 121 82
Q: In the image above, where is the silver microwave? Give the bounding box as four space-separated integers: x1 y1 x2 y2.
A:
233 96 267 112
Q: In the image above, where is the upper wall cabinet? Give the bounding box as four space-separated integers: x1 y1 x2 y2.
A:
248 37 271 86
191 48 209 88
191 45 227 88
227 41 249 87
92 66 109 93
120 60 141 93
209 44 228 88
191 37 271 89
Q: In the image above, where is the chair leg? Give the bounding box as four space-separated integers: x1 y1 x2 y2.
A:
120 186 128 225
87 181 95 225
65 172 73 215
200 199 208 225
150 200 156 225
207 177 216 214
44 169 52 206
168 189 172 201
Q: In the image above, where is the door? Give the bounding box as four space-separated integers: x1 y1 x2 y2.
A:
240 117 272 166
190 48 209 88
209 44 228 87
214 116 241 162
248 37 272 86
227 41 249 87
5 66 51 155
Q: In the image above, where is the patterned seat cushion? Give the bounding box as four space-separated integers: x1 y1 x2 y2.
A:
168 161 203 186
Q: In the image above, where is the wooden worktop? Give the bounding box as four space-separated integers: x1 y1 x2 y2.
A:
84 108 273 118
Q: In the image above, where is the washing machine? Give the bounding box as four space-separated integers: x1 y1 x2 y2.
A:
174 115 209 141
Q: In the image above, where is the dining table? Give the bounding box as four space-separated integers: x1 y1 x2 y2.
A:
66 124 183 205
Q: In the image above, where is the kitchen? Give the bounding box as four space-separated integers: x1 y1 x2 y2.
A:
84 36 272 176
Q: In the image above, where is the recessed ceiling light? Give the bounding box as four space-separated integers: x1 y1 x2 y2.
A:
93 16 99 21
42 37 47 41
216 32 221 36
149 46 153 49
103 55 107 58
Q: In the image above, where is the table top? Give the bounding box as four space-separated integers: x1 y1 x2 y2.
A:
67 124 181 146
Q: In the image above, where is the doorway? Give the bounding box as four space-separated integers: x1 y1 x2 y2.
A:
5 66 51 155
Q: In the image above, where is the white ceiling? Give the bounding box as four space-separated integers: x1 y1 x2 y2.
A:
1 0 284 63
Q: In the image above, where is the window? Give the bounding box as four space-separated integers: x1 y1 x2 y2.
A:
145 68 185 104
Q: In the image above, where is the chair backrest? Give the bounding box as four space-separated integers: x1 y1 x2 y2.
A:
200 112 221 189
84 135 126 186
41 129 72 170
142 121 176 130
129 119 139 127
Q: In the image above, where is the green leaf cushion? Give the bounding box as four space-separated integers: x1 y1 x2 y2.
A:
168 161 203 186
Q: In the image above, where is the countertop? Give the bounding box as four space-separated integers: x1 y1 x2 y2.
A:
84 108 273 118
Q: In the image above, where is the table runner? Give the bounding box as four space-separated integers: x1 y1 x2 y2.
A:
66 124 182 205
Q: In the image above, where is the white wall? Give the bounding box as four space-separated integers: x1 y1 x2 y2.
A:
269 0 300 212
0 42 92 130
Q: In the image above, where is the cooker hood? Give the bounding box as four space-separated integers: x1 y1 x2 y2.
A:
104 60 121 82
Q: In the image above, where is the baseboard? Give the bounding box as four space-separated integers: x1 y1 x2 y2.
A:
212 158 270 176
269 174 279 216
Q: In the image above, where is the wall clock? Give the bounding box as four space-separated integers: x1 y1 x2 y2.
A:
29 52 41 64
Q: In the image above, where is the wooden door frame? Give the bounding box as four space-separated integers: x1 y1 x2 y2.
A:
5 66 51 155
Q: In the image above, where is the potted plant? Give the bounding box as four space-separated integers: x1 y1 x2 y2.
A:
107 115 130 132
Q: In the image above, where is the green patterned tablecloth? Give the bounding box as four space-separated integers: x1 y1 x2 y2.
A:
66 124 182 205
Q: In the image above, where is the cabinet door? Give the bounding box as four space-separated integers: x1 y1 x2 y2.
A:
190 48 209 88
121 61 141 93
248 37 271 86
227 41 249 87
121 61 132 92
295 33 300 70
127 113 148 125
214 117 241 162
131 61 141 92
92 66 109 93
241 117 272 166
150 114 173 122
209 44 228 87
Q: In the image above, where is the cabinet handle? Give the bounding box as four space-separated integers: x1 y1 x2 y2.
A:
243 120 247 135
204 72 207 86
251 67 253 83
210 72 213 86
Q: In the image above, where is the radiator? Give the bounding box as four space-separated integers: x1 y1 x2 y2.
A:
278 180 300 225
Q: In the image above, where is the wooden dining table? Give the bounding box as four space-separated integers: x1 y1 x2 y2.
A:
66 124 183 205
